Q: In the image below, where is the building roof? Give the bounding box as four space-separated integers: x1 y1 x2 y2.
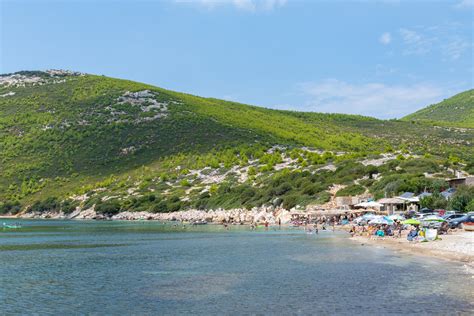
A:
378 197 405 204
399 192 415 199
441 188 456 199
417 192 432 199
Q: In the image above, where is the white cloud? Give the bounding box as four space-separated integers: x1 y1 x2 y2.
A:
379 32 392 45
174 0 287 11
399 28 436 55
442 37 472 60
396 24 471 60
454 0 474 9
298 79 445 119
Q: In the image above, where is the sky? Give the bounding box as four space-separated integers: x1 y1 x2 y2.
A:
1 0 473 119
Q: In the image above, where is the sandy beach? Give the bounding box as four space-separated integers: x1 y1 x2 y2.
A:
350 230 474 268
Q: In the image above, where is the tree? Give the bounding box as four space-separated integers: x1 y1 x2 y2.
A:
420 193 448 210
449 185 474 212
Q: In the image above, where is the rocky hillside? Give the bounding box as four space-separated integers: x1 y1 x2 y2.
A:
0 70 472 215
403 89 474 128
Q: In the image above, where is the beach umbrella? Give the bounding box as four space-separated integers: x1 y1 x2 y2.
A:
362 213 376 220
365 201 383 208
369 216 392 225
403 218 420 225
356 201 383 208
388 214 405 221
422 215 446 222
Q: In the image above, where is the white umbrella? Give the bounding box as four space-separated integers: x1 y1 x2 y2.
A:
365 201 383 208
355 201 383 208
388 214 406 221
362 213 377 220
369 216 394 225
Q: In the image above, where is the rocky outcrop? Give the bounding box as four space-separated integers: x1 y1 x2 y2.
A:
20 205 294 224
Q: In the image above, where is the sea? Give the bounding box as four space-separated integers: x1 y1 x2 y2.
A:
1 219 473 315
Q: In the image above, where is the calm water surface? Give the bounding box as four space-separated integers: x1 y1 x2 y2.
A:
1 219 473 315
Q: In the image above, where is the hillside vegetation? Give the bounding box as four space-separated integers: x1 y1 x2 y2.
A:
0 70 472 214
403 89 474 128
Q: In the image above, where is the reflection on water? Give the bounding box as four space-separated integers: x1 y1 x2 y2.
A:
0 219 473 315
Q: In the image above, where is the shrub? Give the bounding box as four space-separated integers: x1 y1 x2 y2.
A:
282 194 298 209
0 200 21 215
449 185 474 212
151 200 168 213
335 185 365 197
275 183 292 195
95 200 121 215
420 192 448 210
315 191 331 204
30 197 60 213
466 200 474 213
61 200 77 214
180 179 191 187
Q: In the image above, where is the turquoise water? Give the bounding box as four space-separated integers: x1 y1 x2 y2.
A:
1 219 473 315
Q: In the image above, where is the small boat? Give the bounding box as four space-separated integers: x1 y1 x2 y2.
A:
462 222 474 231
3 223 22 229
191 220 208 225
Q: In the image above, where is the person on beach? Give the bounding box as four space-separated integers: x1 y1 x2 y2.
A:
278 218 281 228
407 228 418 241
439 221 449 235
349 225 356 237
264 221 269 231
314 224 319 235
419 227 425 239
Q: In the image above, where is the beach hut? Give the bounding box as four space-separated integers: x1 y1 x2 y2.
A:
447 176 474 189
377 197 405 214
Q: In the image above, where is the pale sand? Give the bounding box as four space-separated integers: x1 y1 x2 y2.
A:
350 230 474 268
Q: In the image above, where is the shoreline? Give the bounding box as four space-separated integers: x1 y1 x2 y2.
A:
4 211 473 269
349 232 474 269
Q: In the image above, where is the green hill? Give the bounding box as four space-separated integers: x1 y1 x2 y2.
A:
0 71 472 214
403 89 474 128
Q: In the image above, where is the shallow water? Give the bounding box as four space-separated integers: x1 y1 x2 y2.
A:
1 219 473 315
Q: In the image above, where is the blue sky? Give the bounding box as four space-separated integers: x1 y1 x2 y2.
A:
1 0 472 118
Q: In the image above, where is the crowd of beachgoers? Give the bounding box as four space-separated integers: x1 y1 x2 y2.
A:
287 211 473 267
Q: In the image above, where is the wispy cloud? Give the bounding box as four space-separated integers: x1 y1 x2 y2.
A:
379 32 392 45
394 24 472 61
399 28 436 55
442 36 472 60
298 79 445 119
174 0 287 12
453 0 474 9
